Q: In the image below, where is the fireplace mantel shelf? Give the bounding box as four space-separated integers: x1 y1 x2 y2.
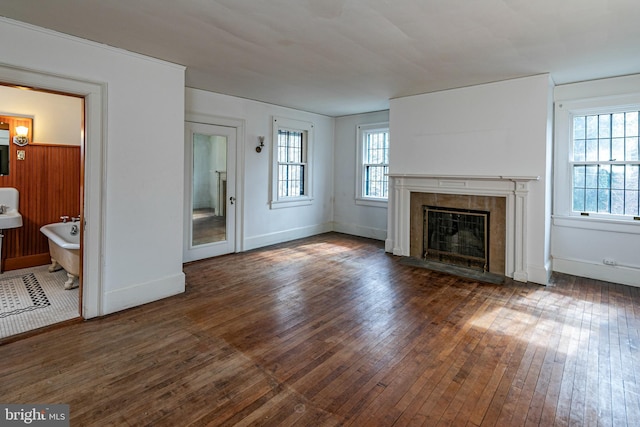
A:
387 174 540 182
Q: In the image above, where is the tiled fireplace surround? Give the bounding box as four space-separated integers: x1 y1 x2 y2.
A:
386 174 539 282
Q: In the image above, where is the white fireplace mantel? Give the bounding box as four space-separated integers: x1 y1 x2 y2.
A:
386 174 540 282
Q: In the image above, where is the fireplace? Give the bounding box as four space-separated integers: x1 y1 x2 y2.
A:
386 174 539 282
424 206 489 271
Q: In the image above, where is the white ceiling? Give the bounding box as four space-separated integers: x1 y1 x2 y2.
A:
2 0 640 117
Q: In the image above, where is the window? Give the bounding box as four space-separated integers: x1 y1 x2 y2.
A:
571 111 639 217
277 129 305 197
271 116 313 208
356 123 389 206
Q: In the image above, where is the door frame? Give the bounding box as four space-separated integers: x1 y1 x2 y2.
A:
184 122 236 261
185 112 245 258
0 65 105 319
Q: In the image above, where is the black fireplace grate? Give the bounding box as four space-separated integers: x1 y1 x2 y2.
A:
423 206 489 271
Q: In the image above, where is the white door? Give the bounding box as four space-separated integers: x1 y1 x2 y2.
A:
184 122 236 262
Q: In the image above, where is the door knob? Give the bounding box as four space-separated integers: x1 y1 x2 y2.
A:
229 196 236 205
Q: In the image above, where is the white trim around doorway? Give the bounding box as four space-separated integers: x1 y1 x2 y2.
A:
0 63 105 319
185 112 246 254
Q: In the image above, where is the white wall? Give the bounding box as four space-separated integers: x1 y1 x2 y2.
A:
0 85 82 145
389 75 554 284
334 110 389 240
553 74 640 287
186 88 335 250
0 18 186 315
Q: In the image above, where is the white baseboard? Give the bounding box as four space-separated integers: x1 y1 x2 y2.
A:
553 257 640 287
384 238 407 255
103 272 186 315
243 223 333 251
512 270 529 283
527 261 552 285
385 238 394 253
332 222 386 241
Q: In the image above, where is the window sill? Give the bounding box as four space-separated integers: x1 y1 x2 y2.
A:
552 214 640 234
355 198 388 208
270 197 313 209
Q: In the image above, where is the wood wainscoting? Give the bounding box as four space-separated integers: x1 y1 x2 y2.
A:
0 115 80 270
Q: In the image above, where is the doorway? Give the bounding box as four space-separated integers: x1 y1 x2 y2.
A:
184 122 237 262
0 86 84 339
0 65 105 322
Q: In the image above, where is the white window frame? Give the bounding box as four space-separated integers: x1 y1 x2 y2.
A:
356 122 389 208
271 116 314 209
554 93 640 226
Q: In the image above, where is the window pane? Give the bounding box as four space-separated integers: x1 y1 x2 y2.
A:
364 131 389 164
278 164 304 197
586 116 598 138
573 188 585 212
597 165 610 188
627 165 639 190
611 190 625 215
573 165 585 188
611 138 625 161
625 190 639 216
585 189 598 212
611 165 625 189
626 112 638 137
278 130 303 163
597 189 610 212
573 138 586 161
612 113 625 138
365 165 388 198
573 116 586 140
574 112 640 161
585 165 598 188
598 138 610 161
598 114 611 138
627 137 639 161
586 139 598 161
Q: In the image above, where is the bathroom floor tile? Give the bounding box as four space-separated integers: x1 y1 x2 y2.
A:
0 265 79 339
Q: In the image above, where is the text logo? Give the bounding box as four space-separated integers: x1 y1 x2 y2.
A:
1 404 69 426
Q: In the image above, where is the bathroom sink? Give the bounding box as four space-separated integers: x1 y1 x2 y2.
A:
0 209 23 229
0 187 23 229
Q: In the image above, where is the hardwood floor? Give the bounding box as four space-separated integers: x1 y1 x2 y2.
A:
1 232 639 426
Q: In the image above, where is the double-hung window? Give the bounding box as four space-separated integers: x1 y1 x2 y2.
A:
277 129 305 197
556 90 640 223
356 122 389 206
571 111 640 217
271 116 313 208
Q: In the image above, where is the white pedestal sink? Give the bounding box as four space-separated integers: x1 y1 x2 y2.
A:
0 187 23 273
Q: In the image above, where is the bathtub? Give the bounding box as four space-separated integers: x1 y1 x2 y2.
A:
40 221 80 289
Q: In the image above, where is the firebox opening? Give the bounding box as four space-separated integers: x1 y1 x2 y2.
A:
423 206 489 272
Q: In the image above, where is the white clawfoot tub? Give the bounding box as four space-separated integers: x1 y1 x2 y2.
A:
40 221 80 289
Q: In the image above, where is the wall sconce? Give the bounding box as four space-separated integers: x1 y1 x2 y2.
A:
13 126 29 146
256 136 265 153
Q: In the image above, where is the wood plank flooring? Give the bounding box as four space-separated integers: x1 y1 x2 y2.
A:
1 232 639 426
